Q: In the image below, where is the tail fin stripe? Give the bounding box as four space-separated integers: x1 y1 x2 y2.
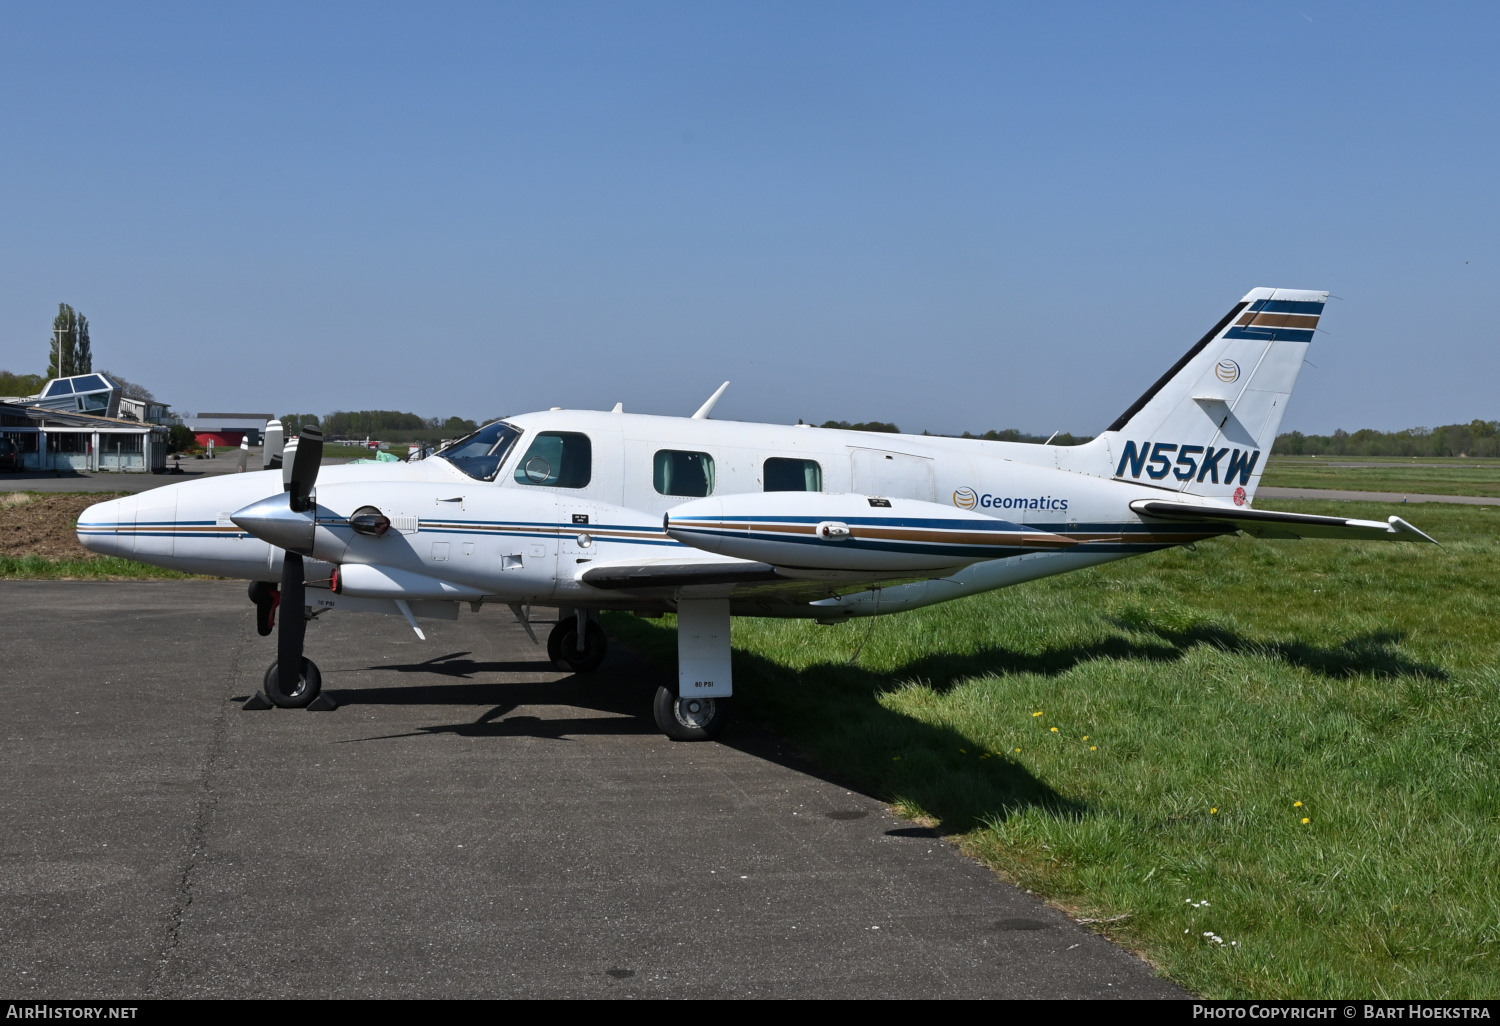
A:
1236 312 1319 329
1224 326 1315 343
1248 299 1324 315
1105 302 1249 433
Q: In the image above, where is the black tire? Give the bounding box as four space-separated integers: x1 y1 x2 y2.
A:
264 657 322 709
652 685 731 741
547 619 607 673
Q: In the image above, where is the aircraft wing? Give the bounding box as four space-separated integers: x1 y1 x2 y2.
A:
1129 499 1438 543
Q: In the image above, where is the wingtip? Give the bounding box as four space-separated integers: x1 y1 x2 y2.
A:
1388 516 1441 546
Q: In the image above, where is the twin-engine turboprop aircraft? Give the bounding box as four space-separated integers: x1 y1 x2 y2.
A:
78 288 1434 739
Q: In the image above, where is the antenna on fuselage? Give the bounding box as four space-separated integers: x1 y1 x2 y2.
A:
611 402 623 413
691 381 730 420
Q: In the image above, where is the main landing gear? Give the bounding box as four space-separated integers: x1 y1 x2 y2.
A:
652 685 732 742
545 603 734 741
546 610 608 673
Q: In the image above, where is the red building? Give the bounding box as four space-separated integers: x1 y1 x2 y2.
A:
190 413 272 449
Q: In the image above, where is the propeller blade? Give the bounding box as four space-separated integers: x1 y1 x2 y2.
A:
286 427 323 513
277 551 307 692
263 420 285 471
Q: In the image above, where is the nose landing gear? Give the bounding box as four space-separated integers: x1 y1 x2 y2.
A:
245 551 330 710
263 657 323 708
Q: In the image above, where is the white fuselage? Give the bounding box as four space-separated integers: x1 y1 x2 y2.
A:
78 410 1223 621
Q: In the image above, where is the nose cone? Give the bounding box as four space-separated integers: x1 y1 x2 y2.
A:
231 493 315 553
77 495 136 557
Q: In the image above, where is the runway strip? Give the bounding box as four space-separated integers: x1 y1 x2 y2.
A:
0 581 1181 999
1257 486 1495 506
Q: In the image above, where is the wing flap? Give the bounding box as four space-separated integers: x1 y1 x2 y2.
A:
579 560 783 590
1129 499 1437 544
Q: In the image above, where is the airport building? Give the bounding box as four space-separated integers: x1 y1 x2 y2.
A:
189 412 273 448
0 373 172 473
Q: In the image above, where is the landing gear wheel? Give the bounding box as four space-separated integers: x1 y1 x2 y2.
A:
653 685 731 742
264 657 322 709
547 619 608 673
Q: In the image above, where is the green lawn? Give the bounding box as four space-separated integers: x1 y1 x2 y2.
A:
606 499 1500 999
0 555 206 579
1262 459 1500 497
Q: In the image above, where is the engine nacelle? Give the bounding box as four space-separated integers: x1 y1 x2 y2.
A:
335 563 486 601
665 493 1074 573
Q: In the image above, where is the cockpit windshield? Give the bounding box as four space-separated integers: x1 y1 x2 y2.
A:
434 421 523 481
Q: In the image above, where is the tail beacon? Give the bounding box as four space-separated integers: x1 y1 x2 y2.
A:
1098 288 1325 505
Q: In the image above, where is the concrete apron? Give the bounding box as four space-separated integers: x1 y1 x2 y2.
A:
0 580 1183 999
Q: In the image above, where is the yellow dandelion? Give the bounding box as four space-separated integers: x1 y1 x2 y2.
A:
1050 727 1059 733
1294 801 1303 807
1083 735 1090 741
1090 746 1098 751
1210 808 1218 814
1032 711 1044 717
1014 748 1022 753
1301 817 1310 824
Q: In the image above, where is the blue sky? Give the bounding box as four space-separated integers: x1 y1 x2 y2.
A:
1 2 1494 435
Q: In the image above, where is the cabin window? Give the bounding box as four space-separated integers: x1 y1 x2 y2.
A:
436 421 523 482
515 431 592 488
653 450 715 497
44 379 73 396
764 457 822 492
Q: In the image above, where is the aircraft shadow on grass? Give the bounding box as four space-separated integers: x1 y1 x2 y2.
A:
319 615 1444 836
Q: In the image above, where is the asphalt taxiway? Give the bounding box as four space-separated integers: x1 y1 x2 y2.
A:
0 581 1183 998
0 456 353 494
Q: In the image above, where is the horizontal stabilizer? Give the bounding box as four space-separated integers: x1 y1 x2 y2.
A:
1130 499 1438 543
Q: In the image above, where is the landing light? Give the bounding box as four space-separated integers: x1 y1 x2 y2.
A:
350 507 391 537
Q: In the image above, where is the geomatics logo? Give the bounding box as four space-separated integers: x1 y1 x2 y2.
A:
1215 359 1241 383
953 487 978 510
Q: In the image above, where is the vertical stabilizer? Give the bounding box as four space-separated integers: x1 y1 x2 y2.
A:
1093 288 1325 503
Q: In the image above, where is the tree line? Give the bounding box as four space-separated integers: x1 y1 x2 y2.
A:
817 420 1094 445
1273 421 1500 458
280 410 480 442
0 303 158 403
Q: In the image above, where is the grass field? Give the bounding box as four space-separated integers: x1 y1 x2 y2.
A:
1262 458 1500 497
0 555 202 579
606 499 1499 999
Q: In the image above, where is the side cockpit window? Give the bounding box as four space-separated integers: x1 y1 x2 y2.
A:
515 432 593 488
764 457 822 492
435 421 522 481
654 450 715 497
